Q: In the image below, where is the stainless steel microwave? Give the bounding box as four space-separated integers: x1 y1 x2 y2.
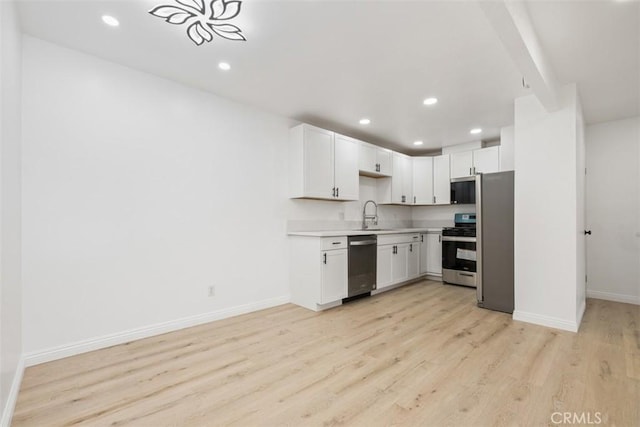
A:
450 176 476 204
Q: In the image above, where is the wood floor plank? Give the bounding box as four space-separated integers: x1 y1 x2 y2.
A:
12 281 640 427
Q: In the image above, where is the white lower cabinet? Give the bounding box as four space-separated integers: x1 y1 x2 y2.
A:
290 236 348 311
290 232 431 311
421 231 442 276
377 234 422 290
320 249 348 304
407 242 420 279
376 244 394 289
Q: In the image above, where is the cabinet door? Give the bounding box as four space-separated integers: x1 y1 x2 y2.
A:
433 154 451 205
419 234 429 275
393 244 409 283
402 156 413 204
334 134 359 201
473 146 500 174
320 249 347 304
407 242 420 279
450 151 474 179
426 233 442 276
376 148 392 176
303 126 335 198
377 245 394 289
358 142 377 174
391 153 405 204
412 157 434 205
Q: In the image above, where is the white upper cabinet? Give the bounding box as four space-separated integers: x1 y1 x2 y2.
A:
401 155 413 204
473 146 500 174
412 157 435 205
450 151 474 179
450 147 500 178
333 134 360 200
378 152 412 204
380 152 412 204
289 124 358 201
359 142 392 177
413 155 450 205
433 154 451 205
377 148 392 176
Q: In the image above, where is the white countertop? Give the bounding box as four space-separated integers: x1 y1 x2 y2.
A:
287 227 443 237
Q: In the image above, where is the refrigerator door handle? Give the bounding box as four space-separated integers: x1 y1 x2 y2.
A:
475 174 483 303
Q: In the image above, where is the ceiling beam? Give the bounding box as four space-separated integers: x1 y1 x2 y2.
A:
479 1 560 112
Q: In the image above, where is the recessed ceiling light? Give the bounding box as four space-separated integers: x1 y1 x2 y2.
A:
470 128 482 135
413 141 424 146
101 15 119 27
218 62 231 71
423 97 438 106
359 118 371 125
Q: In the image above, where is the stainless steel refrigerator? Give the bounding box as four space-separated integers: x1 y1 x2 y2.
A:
476 171 514 313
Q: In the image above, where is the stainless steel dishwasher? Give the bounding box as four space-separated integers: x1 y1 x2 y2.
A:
347 235 377 297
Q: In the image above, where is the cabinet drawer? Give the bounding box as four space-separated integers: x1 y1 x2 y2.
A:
377 233 421 246
321 237 347 250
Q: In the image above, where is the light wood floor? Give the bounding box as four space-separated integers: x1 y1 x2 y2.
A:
13 281 640 426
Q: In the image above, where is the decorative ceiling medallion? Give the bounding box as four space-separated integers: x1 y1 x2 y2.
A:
149 0 246 46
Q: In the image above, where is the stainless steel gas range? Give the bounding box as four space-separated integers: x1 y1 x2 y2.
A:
442 213 477 288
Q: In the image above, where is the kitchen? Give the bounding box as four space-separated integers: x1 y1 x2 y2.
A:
1 0 639 425
287 122 514 314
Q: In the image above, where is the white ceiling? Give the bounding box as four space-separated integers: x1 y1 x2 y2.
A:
17 0 640 153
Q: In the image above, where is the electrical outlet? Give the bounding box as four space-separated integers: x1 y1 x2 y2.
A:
208 286 215 297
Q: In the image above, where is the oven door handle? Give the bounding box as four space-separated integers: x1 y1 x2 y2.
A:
441 236 477 243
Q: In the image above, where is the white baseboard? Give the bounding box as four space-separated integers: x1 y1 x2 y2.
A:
24 295 290 367
587 289 640 305
1 356 25 427
513 310 580 332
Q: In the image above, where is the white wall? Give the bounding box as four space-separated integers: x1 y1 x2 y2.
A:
513 84 585 332
575 99 586 319
0 1 23 424
21 37 294 361
585 116 640 305
499 125 515 171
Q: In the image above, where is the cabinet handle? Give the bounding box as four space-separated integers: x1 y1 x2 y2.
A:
401 195 406 203
332 241 341 245
336 187 339 198
332 187 336 197
439 235 441 243
414 196 416 204
393 245 397 254
323 253 327 264
469 167 472 176
421 235 424 242
410 244 413 252
433 196 436 204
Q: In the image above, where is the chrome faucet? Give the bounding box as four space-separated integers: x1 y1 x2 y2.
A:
362 200 379 229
